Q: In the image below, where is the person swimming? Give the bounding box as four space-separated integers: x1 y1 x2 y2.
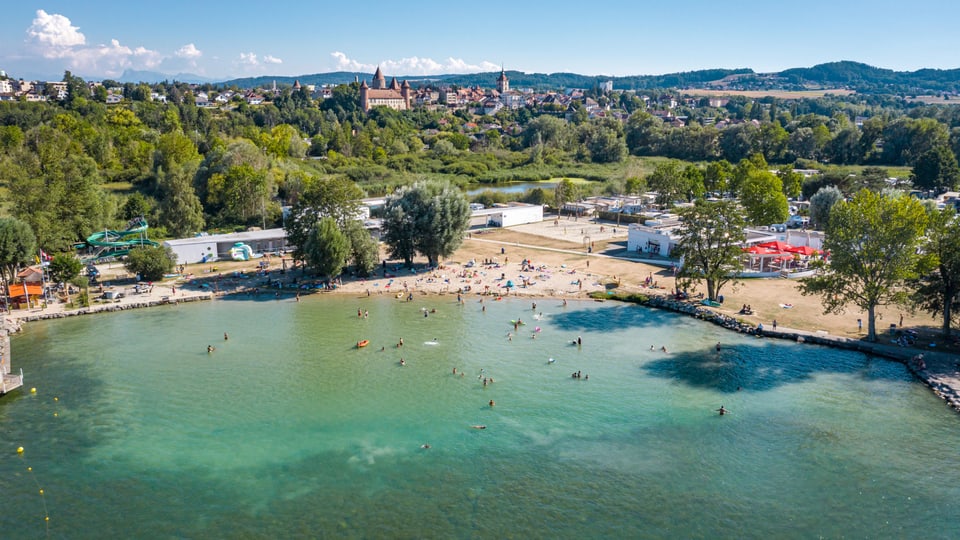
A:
421 443 431 449
716 342 721 352
717 406 728 415
207 345 214 353
471 425 487 429
399 358 406 366
224 332 229 341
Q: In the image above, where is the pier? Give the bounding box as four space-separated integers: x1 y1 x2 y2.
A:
1 324 23 396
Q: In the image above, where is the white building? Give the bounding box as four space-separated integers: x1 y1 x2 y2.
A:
626 216 683 257
163 228 289 264
471 203 543 228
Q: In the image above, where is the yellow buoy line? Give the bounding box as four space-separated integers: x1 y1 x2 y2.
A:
15 387 55 536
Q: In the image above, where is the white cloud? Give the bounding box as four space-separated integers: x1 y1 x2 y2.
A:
175 43 202 59
27 9 86 58
24 11 163 76
239 52 259 65
263 55 282 64
331 51 499 75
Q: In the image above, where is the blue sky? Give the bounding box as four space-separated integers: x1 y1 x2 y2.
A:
2 1 959 81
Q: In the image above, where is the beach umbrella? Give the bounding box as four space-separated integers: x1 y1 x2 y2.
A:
506 280 515 288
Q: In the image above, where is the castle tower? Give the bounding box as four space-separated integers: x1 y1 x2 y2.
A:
389 77 400 91
497 68 509 94
401 80 411 109
373 66 386 89
359 79 369 111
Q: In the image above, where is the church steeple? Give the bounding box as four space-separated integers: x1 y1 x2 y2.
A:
497 68 509 94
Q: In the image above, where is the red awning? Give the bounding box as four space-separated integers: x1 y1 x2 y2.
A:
757 241 794 251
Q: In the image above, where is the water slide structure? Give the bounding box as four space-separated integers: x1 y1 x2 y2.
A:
83 218 159 263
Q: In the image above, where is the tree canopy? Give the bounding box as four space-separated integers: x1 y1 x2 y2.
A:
673 200 746 301
381 181 470 267
800 190 928 341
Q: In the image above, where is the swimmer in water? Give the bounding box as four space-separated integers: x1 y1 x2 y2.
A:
224 332 229 340
421 443 431 449
399 358 406 366
489 400 495 407
717 406 728 416
471 425 487 429
716 342 721 352
207 345 214 353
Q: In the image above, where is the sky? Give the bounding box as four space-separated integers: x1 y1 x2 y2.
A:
2 1 960 82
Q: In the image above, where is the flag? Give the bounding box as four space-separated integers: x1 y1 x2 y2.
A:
40 249 51 261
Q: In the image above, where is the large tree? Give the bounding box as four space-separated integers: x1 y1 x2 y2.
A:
124 245 176 282
381 181 470 267
646 160 686 206
303 217 350 278
800 190 928 341
809 185 844 230
285 176 364 262
912 207 960 337
673 200 747 301
739 169 789 225
0 217 37 287
911 145 959 193
344 219 379 277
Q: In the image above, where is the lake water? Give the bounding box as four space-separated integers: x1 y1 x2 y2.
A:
1 296 958 538
466 181 556 197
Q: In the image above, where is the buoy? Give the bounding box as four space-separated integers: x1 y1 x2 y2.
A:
45 516 49 522
39 489 43 494
30 388 36 393
17 446 24 454
53 412 58 417
27 467 32 471
54 397 58 401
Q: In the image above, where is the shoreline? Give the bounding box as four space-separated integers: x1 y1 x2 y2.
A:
4 229 959 414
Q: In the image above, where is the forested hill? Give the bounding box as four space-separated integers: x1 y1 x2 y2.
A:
218 68 756 91
776 61 960 93
216 62 960 94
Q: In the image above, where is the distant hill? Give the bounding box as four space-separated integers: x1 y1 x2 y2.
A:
217 68 756 91
776 61 960 94
112 61 960 95
118 69 216 84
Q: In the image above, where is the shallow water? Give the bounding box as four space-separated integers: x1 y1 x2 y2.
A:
1 297 958 538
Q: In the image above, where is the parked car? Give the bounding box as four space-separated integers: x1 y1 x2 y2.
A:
787 215 809 229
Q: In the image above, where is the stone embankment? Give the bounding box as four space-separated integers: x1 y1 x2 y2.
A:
13 294 211 323
601 292 960 413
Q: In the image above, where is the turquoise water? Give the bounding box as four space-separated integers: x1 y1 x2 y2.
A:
1 297 958 538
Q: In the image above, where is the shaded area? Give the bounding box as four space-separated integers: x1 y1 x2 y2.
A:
643 338 907 393
547 303 677 334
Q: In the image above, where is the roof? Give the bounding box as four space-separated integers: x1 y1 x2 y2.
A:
163 228 287 247
8 283 43 299
364 89 404 100
17 266 43 278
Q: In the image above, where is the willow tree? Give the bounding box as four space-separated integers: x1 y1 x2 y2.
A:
673 199 746 301
800 190 928 341
382 181 470 267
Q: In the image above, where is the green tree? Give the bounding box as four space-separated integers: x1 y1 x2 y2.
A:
739 169 789 225
911 145 960 193
912 207 960 337
809 185 844 230
344 220 379 277
0 217 37 287
381 181 470 267
120 192 152 221
799 190 928 341
285 176 364 262
777 166 804 199
48 253 83 284
157 165 205 237
124 245 176 281
304 217 350 278
704 160 732 195
646 160 686 206
553 178 580 215
673 200 747 301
